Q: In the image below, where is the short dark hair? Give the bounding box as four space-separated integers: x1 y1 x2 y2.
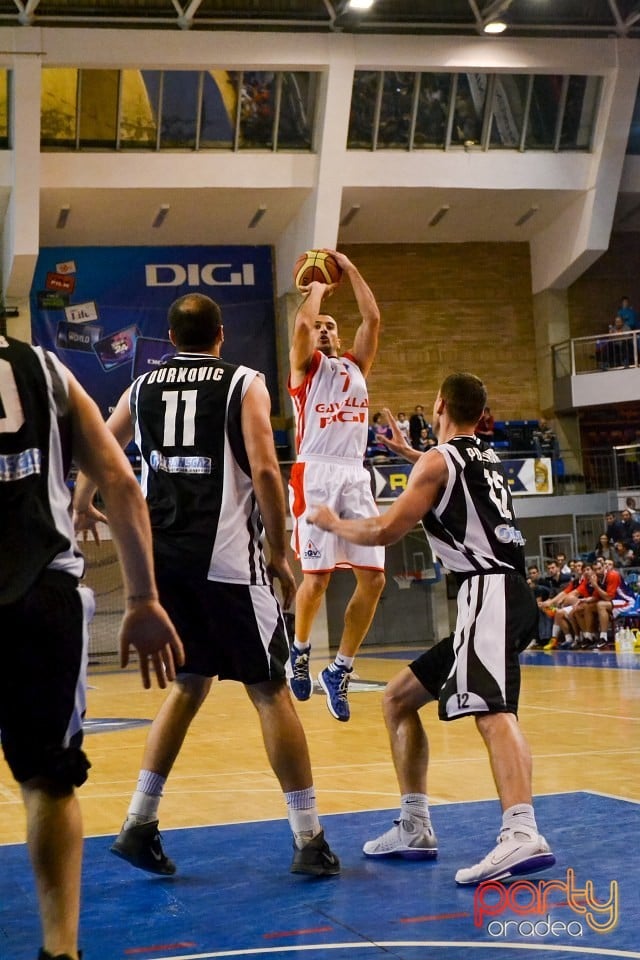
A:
440 373 487 426
168 294 222 351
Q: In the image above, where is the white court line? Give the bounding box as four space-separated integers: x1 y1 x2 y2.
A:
524 705 640 722
110 940 640 959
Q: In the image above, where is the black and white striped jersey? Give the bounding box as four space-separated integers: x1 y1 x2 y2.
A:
0 336 83 605
130 352 270 584
422 435 527 577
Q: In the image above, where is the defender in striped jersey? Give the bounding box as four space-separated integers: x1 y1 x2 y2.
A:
74 294 339 878
308 373 555 885
1 336 182 960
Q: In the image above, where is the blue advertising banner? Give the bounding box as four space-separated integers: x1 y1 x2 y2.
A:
30 246 278 418
369 457 553 500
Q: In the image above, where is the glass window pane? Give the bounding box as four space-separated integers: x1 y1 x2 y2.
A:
239 71 275 149
526 75 562 150
414 73 451 149
377 71 416 149
41 68 78 148
119 69 159 150
159 71 199 149
277 71 317 151
199 70 236 149
489 74 529 149
78 70 118 148
627 79 640 155
451 73 486 146
347 71 378 149
560 75 600 151
0 70 8 148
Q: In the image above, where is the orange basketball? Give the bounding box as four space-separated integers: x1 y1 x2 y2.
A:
293 250 343 291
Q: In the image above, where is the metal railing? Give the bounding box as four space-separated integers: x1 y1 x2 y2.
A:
553 332 640 377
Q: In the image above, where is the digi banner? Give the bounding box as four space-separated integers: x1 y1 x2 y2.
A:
30 246 278 418
369 457 553 500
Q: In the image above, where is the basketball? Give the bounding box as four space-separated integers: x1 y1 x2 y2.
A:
293 250 342 290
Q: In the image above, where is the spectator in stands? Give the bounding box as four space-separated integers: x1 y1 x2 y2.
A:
625 528 640 566
607 313 633 367
594 534 616 563
475 406 495 444
409 404 428 450
526 564 552 648
605 511 624 544
395 412 411 444
367 411 392 462
555 552 572 576
614 295 638 331
613 540 633 568
618 508 640 548
417 424 437 452
543 559 572 593
533 420 559 460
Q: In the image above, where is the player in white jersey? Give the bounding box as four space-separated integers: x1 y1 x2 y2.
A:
287 249 385 722
308 373 555 886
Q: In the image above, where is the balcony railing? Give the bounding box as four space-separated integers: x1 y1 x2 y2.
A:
553 332 640 377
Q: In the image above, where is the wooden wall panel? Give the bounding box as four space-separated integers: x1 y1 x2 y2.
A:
330 242 539 423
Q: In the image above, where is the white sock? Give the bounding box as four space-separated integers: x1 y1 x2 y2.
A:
293 636 310 652
400 793 430 822
126 769 166 824
285 786 321 847
502 803 537 840
333 653 354 671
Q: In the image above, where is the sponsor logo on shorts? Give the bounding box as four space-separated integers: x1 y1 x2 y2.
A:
303 539 321 559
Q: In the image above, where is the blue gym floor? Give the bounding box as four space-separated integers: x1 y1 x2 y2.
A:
2 791 639 960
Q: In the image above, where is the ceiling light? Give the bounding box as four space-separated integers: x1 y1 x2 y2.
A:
428 205 450 227
56 205 71 229
340 204 361 227
348 0 375 9
152 204 170 228
248 205 267 228
515 205 539 227
483 19 507 33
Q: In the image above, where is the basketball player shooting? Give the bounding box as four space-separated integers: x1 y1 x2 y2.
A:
287 249 385 722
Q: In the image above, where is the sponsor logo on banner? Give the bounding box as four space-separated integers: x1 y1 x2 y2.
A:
56 260 77 275
370 460 553 500
46 271 76 294
145 262 256 287
64 301 99 324
37 290 70 310
56 321 102 352
93 325 139 372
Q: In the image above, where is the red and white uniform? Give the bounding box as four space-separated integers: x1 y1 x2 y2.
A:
288 350 384 573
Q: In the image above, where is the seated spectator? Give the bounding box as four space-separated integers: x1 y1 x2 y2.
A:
625 528 640 567
367 411 392 462
613 540 633 568
605 511 624 544
541 569 587 650
475 406 495 444
543 558 572 593
594 534 616 563
607 314 633 367
618 508 640 548
555 552 572 576
526 563 552 648
409 404 428 450
533 420 559 459
395 411 411 444
418 424 437 451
